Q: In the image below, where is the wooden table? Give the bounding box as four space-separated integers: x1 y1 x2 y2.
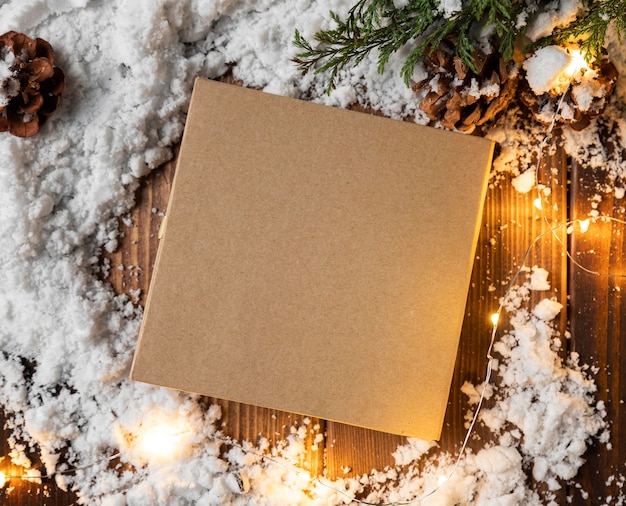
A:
1 80 625 504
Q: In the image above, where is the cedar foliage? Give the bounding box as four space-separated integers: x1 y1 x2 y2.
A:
546 0 626 60
293 0 626 93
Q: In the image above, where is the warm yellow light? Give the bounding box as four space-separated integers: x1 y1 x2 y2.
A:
491 313 500 326
134 415 191 463
298 470 312 484
579 219 590 233
437 474 448 487
138 426 178 458
565 49 590 80
533 198 543 210
0 471 6 488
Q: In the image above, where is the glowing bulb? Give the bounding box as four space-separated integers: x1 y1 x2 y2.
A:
298 470 312 484
533 198 543 210
437 474 448 487
138 426 178 458
134 415 191 462
491 313 500 326
579 219 590 233
565 49 590 79
0 471 6 488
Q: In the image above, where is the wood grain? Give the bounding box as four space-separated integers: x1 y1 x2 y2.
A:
568 159 626 503
1 409 78 505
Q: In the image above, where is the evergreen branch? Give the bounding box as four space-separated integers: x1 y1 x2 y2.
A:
293 0 441 93
293 0 625 93
293 0 524 93
541 0 626 62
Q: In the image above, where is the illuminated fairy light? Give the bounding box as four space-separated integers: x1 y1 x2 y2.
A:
437 474 449 487
578 218 590 233
564 49 590 80
491 312 500 326
531 83 626 280
544 47 591 96
137 423 181 458
533 197 543 210
132 414 192 463
297 469 313 488
0 466 41 488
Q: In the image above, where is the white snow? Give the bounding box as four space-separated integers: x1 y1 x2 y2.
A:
529 267 551 291
532 298 563 321
0 46 18 107
524 45 573 96
511 167 536 193
525 0 582 41
438 0 463 18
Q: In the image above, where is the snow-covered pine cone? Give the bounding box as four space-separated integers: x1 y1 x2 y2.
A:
0 31 66 138
412 38 520 133
519 53 618 131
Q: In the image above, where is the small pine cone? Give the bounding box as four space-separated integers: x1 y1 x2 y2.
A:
519 54 618 131
412 38 520 133
0 31 66 138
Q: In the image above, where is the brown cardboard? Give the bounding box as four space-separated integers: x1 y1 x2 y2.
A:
130 78 494 440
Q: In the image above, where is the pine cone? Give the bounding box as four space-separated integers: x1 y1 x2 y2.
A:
0 31 65 138
519 53 618 131
412 38 520 133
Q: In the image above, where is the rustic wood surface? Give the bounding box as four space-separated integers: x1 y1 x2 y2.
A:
569 158 626 503
1 83 625 505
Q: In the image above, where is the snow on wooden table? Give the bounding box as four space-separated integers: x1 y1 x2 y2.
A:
1 102 624 506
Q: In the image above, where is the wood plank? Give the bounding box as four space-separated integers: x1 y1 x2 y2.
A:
568 159 626 504
1 409 77 505
101 157 175 307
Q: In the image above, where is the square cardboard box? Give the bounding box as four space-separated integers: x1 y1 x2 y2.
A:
130 78 494 440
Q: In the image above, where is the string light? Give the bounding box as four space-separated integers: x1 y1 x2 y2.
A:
133 417 191 462
542 47 591 96
490 312 500 326
1 414 190 492
532 75 626 279
564 49 590 80
578 218 590 233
